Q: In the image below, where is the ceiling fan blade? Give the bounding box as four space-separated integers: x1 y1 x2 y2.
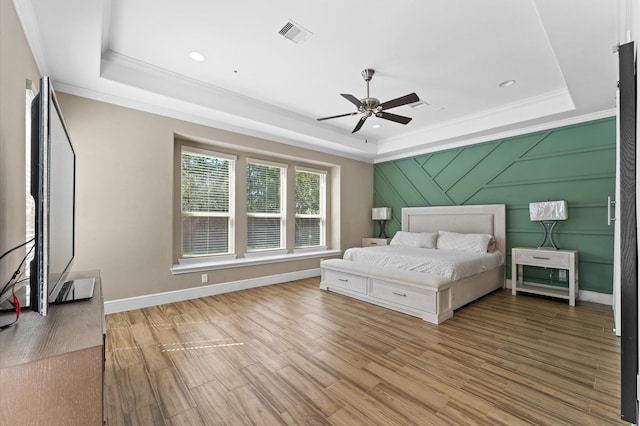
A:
352 116 368 133
341 94 364 108
317 112 359 121
378 111 412 125
379 93 419 110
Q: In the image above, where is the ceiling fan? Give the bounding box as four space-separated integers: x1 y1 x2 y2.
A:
317 68 419 133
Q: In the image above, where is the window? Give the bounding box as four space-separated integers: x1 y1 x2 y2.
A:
174 140 336 273
246 159 286 252
295 168 325 248
181 148 235 258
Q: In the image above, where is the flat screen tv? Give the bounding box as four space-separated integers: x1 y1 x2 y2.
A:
30 76 77 315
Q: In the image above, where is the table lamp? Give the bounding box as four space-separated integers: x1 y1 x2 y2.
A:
529 200 568 249
372 207 392 238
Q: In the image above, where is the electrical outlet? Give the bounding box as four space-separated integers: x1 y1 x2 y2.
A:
559 270 567 281
201 273 208 283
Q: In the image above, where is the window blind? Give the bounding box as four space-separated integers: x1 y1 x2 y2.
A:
181 150 235 256
246 161 285 251
295 169 324 247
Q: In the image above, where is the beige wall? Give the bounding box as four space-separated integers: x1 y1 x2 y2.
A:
0 1 41 285
57 94 372 301
1 1 373 301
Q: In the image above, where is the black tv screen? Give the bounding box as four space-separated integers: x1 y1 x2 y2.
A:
30 76 76 315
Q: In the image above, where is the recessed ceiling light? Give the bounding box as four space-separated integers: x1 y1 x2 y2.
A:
499 79 516 88
372 124 381 129
189 51 206 62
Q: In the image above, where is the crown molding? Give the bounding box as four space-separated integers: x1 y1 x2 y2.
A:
374 109 616 163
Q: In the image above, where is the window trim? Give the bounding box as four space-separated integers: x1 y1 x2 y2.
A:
294 167 326 249
247 157 288 169
246 159 286 253
174 140 333 271
171 248 341 274
180 147 236 260
178 253 237 265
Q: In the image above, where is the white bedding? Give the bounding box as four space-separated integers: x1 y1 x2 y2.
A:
342 245 504 281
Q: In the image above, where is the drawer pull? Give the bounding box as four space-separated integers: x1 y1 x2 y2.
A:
533 256 550 260
392 291 407 297
338 278 349 282
370 242 378 245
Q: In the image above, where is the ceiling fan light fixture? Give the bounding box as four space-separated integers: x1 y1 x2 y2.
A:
317 69 418 133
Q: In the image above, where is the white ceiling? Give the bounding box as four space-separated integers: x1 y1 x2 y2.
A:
15 0 619 162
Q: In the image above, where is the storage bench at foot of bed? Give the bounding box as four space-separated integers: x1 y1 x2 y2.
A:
319 259 456 324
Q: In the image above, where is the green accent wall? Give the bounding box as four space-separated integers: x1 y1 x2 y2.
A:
374 117 616 294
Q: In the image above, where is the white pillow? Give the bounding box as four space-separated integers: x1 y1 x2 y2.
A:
436 230 493 253
390 231 437 248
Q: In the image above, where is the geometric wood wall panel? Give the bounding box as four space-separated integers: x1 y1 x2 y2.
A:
374 117 616 294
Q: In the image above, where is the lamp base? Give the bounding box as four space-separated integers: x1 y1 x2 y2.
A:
377 220 388 239
537 221 559 250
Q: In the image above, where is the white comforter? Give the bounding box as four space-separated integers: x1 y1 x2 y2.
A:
343 245 503 281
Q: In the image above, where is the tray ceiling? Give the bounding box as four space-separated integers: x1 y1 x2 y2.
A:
15 0 618 161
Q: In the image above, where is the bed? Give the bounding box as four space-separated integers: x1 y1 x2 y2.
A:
319 204 506 324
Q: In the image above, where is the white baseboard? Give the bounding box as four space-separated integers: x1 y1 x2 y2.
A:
505 279 612 306
104 268 320 314
106 272 611 315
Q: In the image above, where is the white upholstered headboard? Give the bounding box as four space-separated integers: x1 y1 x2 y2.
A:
401 204 506 255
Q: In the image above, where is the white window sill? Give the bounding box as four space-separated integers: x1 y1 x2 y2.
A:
171 249 342 275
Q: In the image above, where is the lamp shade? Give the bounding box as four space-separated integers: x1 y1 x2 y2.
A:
529 200 568 221
372 207 392 220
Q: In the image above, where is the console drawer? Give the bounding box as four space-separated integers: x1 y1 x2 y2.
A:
323 269 367 294
370 280 435 313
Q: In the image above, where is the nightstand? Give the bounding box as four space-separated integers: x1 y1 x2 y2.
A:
511 247 579 306
362 237 392 247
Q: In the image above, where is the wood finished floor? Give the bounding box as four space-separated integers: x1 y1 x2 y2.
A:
105 278 624 425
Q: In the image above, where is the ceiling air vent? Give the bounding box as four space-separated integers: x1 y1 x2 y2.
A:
278 20 312 44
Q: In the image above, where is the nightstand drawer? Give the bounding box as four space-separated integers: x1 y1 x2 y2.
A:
514 249 571 268
362 238 391 247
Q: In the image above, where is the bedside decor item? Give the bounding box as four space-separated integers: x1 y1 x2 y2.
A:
372 207 392 238
361 237 392 247
529 200 568 249
512 247 578 305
